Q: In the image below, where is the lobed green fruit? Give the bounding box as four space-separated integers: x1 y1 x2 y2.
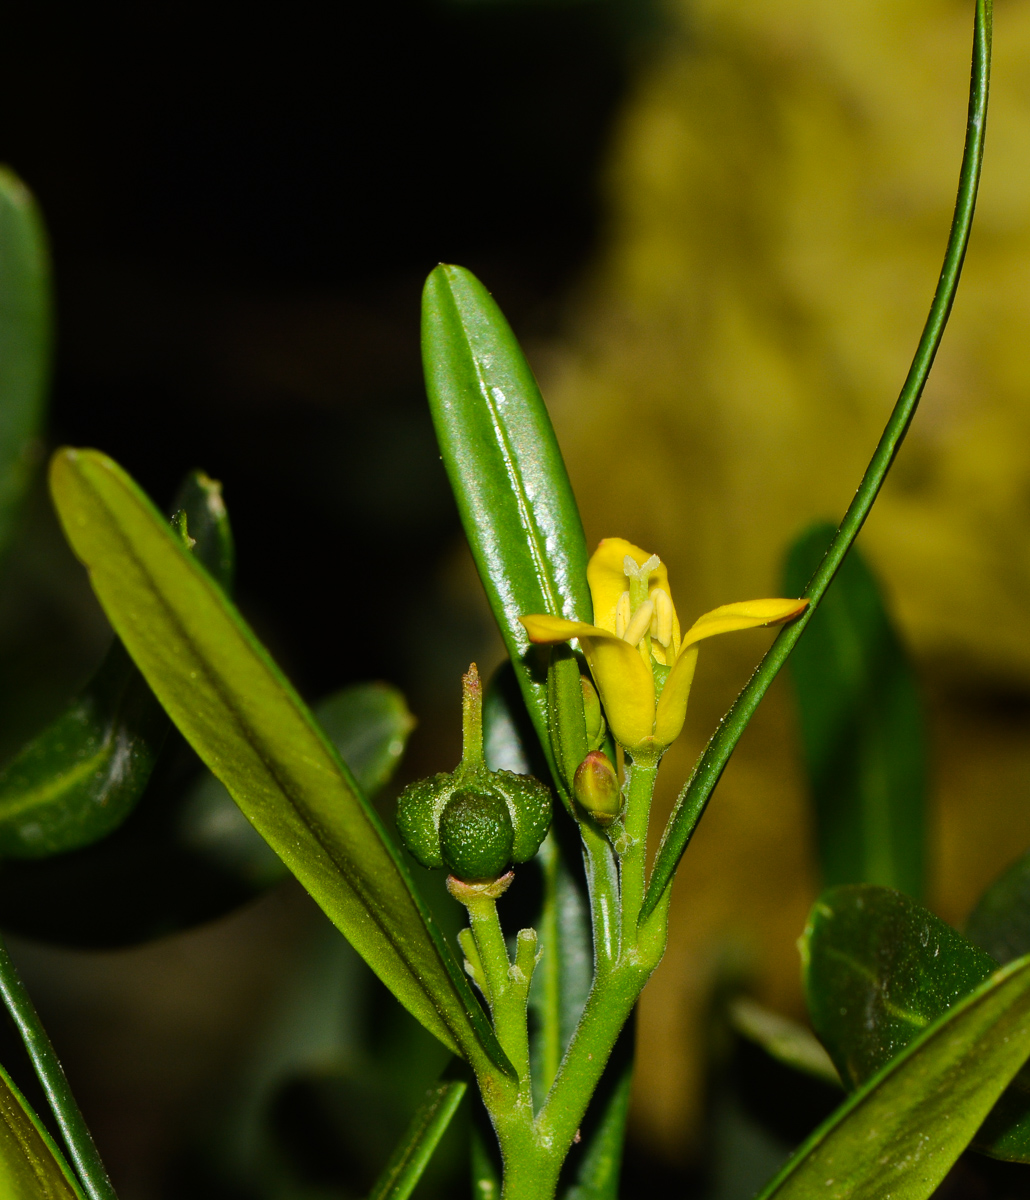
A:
397 764 551 882
439 790 513 882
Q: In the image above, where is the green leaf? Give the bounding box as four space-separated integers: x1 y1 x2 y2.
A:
49 447 513 1080
965 847 1030 965
0 471 236 860
422 265 592 791
784 525 927 898
0 641 169 858
0 1061 83 1200
0 168 50 558
803 884 1030 1161
803 885 997 1090
368 1064 468 1200
757 953 1030 1200
172 469 236 590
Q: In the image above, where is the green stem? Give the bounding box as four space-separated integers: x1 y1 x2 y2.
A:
0 935 118 1200
581 822 620 980
465 896 531 1083
535 835 563 1098
618 757 660 937
640 0 993 922
535 881 672 1166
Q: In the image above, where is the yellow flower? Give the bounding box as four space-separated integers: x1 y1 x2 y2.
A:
520 538 807 755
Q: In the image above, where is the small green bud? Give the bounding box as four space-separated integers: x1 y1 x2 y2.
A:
396 664 553 883
573 750 622 825
581 676 606 751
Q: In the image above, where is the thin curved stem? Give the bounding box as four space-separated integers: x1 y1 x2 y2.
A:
641 0 993 922
0 934 118 1200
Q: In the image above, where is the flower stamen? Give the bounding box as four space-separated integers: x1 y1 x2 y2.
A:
615 591 631 638
650 588 674 647
621 600 654 647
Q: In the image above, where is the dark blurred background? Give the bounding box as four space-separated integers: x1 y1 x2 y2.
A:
0 3 663 1197
1 0 647 714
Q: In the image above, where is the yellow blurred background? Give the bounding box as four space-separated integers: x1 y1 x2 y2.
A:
527 0 1030 1160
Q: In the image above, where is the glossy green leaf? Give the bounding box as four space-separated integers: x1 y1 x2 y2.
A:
965 847 1030 965
0 168 50 558
0 471 235 860
803 886 997 1089
368 1064 468 1200
0 641 169 858
784 525 926 897
758 953 1030 1199
0 1061 83 1200
49 447 512 1079
803 884 1030 1161
422 264 592 789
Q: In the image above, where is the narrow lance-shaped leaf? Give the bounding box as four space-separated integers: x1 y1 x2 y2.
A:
0 167 50 558
368 1064 468 1200
803 884 1030 1161
0 471 233 860
0 1061 84 1200
422 265 592 792
49 447 513 1080
757 953 1030 1200
640 0 992 922
0 935 113 1200
784 523 927 898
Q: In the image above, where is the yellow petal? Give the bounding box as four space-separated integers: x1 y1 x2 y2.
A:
680 598 808 648
519 611 658 750
653 646 699 747
578 634 657 751
587 538 672 634
519 614 610 644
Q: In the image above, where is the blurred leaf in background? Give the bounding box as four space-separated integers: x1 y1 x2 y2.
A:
0 168 49 561
784 523 926 899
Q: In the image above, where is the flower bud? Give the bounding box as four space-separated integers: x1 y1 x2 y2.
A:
573 750 622 825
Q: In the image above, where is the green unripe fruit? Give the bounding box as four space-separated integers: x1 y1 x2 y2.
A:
395 664 553 882
396 774 450 870
439 789 514 882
